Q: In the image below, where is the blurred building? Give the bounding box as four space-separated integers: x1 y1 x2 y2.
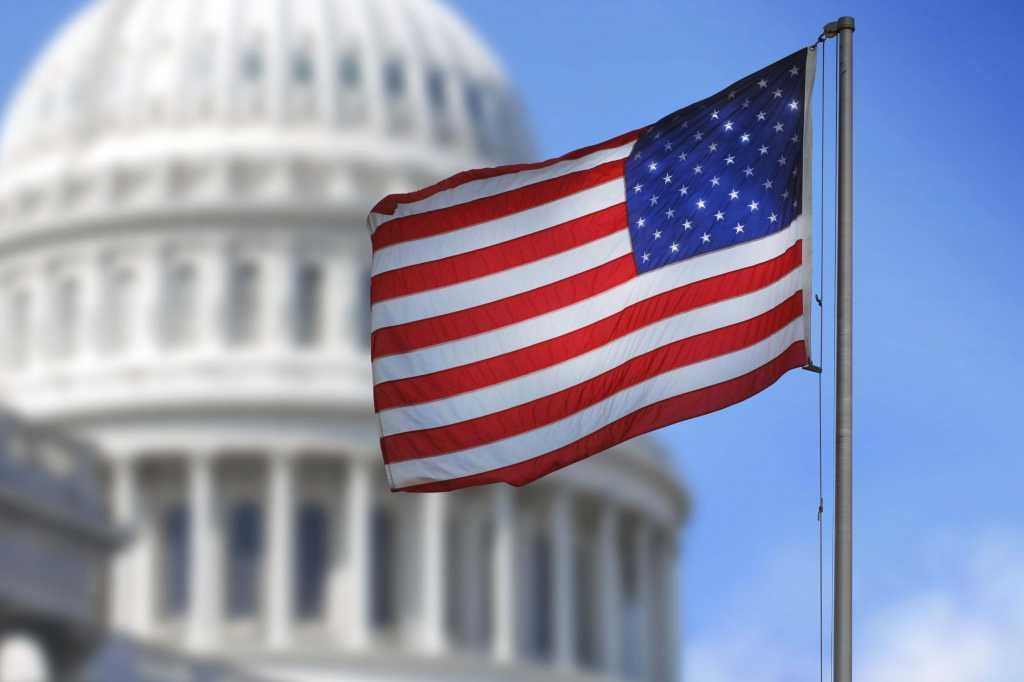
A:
0 1 688 681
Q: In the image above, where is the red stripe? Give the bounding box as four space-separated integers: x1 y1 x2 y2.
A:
381 292 803 462
371 204 627 304
374 241 803 410
371 254 637 359
393 341 807 492
371 129 640 216
372 159 624 251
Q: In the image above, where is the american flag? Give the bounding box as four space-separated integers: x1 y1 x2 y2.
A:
368 48 815 492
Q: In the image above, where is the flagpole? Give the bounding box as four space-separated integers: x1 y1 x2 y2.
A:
827 15 855 682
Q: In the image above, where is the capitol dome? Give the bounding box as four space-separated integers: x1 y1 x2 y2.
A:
0 2 687 682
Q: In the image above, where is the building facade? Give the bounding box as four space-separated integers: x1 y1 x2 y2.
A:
0 1 688 680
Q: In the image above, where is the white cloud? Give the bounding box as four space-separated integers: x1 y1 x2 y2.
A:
685 530 1024 682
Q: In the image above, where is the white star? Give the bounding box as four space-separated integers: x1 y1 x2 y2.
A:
653 229 663 239
743 166 754 177
740 132 751 143
725 155 736 165
758 78 768 88
781 190 789 199
763 179 774 190
663 174 673 184
748 200 759 211
648 161 658 172
637 217 646 228
789 99 799 111
710 176 721 187
633 183 643 193
670 241 680 252
757 111 767 121
696 199 707 209
789 65 800 76
678 185 689 196
665 209 675 219
729 189 740 200
791 133 800 143
724 120 735 131
693 164 703 174
694 131 704 141
714 210 725 221
701 232 711 244
778 155 788 166
728 90 737 99
709 142 719 152
682 120 689 128
773 88 783 98
793 199 799 207
678 151 688 161
759 145 769 155
768 212 778 223
664 141 674 151
649 195 659 205
742 98 751 108
734 222 745 234
683 219 693 230
642 252 651 263
773 122 784 133
711 109 720 120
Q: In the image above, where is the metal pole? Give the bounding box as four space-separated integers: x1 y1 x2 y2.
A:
831 15 855 682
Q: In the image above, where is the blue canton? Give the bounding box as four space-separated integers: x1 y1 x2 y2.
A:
626 49 807 274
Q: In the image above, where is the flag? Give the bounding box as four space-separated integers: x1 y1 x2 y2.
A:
368 48 815 492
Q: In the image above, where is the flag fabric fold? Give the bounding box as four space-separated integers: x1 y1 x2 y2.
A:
368 48 816 492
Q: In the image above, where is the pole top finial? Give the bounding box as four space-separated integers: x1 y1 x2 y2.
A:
822 16 855 39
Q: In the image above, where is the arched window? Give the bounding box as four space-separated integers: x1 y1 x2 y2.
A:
161 503 190 617
370 506 397 628
427 69 447 113
163 262 197 348
103 268 135 353
226 501 264 618
54 278 79 358
227 262 260 346
295 502 329 620
295 264 323 346
6 290 30 367
384 60 405 98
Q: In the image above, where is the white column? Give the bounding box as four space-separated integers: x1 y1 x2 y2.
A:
266 454 295 649
186 454 220 652
79 261 101 366
420 493 448 655
662 536 681 682
597 504 623 675
27 269 48 367
198 244 226 353
262 249 292 352
110 458 139 631
345 458 372 649
634 523 654 681
491 486 517 662
134 248 161 360
551 490 576 668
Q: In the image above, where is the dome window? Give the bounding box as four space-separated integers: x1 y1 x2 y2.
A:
53 277 80 359
102 267 135 353
292 51 314 85
384 60 406 98
338 53 361 88
160 503 190 617
427 70 447 112
242 49 264 81
162 262 198 349
296 502 329 620
227 262 261 347
227 501 264 618
294 263 323 347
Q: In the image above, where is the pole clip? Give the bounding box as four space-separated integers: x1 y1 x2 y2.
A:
803 363 823 374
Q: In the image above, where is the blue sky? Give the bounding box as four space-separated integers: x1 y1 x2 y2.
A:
2 1 1023 679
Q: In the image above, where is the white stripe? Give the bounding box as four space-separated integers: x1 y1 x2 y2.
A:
372 215 807 383
368 140 636 233
371 229 631 330
371 179 625 275
378 268 802 435
385 319 804 488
